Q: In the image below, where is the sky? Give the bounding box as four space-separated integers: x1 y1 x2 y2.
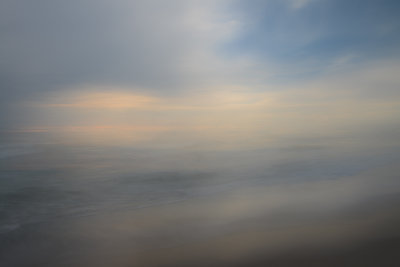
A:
1 0 400 149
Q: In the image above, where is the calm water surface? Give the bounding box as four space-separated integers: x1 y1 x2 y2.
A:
1 141 400 266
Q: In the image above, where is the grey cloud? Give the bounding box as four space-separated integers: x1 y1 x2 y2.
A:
0 0 222 102
0 0 239 129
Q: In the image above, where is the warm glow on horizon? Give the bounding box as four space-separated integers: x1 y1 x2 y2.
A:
41 91 159 109
17 82 399 149
36 87 269 111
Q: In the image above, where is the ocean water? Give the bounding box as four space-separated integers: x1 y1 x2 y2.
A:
0 140 400 266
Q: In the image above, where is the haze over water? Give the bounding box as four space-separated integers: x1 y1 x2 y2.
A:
1 1 400 266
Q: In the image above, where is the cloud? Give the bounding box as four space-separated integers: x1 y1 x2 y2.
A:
0 0 244 100
0 0 259 130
